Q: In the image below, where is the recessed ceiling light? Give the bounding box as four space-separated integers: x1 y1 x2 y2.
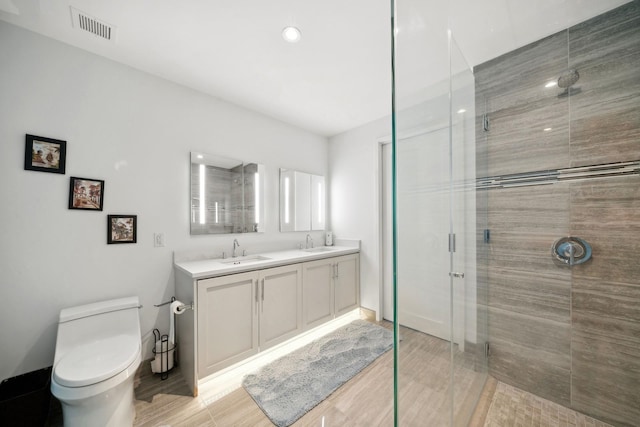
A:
543 127 553 132
545 81 557 88
282 26 301 43
457 108 466 114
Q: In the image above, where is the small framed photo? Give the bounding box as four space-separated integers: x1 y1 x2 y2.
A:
107 215 137 244
69 177 105 211
24 134 67 174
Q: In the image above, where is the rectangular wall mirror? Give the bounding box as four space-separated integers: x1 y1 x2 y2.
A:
190 152 265 235
279 168 325 232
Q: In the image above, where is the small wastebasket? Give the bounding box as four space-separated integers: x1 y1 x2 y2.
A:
0 367 52 427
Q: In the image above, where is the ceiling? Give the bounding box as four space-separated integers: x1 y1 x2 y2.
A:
0 0 630 137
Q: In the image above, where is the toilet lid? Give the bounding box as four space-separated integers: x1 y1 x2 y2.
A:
54 335 140 387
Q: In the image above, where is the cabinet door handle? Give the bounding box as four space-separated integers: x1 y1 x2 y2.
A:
255 280 259 314
261 279 265 302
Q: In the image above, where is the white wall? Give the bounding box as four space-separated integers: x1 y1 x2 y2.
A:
0 22 328 381
329 116 391 317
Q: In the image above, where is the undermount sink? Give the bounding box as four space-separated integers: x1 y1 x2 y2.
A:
303 246 338 253
220 255 271 265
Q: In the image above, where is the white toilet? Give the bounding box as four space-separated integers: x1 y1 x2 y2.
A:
51 296 142 427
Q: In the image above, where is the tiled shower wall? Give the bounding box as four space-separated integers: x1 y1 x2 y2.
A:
475 2 639 426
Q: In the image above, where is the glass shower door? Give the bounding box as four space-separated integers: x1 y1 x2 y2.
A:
394 110 455 427
392 23 458 423
449 32 488 427
392 1 487 423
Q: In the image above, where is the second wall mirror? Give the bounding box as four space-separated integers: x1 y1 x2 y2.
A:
279 168 325 232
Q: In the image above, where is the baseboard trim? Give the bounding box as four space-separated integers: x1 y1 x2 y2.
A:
360 307 376 322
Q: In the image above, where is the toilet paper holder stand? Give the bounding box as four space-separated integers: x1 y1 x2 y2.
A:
152 329 175 380
154 296 193 312
151 296 193 380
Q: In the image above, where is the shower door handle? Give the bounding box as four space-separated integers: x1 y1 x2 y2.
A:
449 272 465 279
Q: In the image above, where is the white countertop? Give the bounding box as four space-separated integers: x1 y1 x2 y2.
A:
174 245 359 279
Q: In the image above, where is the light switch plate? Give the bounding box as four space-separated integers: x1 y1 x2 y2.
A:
154 232 165 247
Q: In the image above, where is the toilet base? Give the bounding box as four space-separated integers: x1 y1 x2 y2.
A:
57 374 136 427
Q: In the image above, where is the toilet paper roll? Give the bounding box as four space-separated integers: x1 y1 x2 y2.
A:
168 300 185 347
150 339 175 373
170 300 186 315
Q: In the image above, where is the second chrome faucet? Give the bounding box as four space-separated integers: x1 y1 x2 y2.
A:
233 239 240 257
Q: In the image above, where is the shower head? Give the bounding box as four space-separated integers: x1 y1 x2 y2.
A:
557 69 579 89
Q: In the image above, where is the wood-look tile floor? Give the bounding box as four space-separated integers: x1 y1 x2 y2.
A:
129 321 487 427
49 321 612 427
133 322 400 427
48 321 485 426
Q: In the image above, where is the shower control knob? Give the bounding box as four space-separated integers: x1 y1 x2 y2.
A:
552 236 592 266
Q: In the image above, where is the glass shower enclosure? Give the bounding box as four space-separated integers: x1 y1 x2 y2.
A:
391 1 640 426
391 1 488 425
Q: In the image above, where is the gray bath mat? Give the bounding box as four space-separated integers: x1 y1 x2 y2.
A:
242 319 393 427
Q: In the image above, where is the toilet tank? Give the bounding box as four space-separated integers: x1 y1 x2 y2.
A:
53 297 141 365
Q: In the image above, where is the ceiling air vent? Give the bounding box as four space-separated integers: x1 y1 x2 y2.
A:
70 7 116 42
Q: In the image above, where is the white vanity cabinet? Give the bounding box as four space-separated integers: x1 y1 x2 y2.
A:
257 264 303 350
301 259 335 329
197 271 259 377
197 264 302 378
301 254 360 329
174 246 360 396
334 254 360 316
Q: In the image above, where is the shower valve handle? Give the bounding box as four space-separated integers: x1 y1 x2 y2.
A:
552 237 592 267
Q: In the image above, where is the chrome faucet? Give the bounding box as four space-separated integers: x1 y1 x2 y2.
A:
232 239 240 257
305 234 313 249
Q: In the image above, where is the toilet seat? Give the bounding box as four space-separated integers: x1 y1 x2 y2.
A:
54 334 140 387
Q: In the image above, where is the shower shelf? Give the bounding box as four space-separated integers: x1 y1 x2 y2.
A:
477 160 640 189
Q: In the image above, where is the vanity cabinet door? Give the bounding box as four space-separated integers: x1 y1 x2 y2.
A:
334 254 360 317
197 272 259 378
302 259 335 329
258 264 302 350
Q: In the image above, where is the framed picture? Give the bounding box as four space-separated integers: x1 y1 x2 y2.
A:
69 177 105 211
24 134 67 174
107 215 137 244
